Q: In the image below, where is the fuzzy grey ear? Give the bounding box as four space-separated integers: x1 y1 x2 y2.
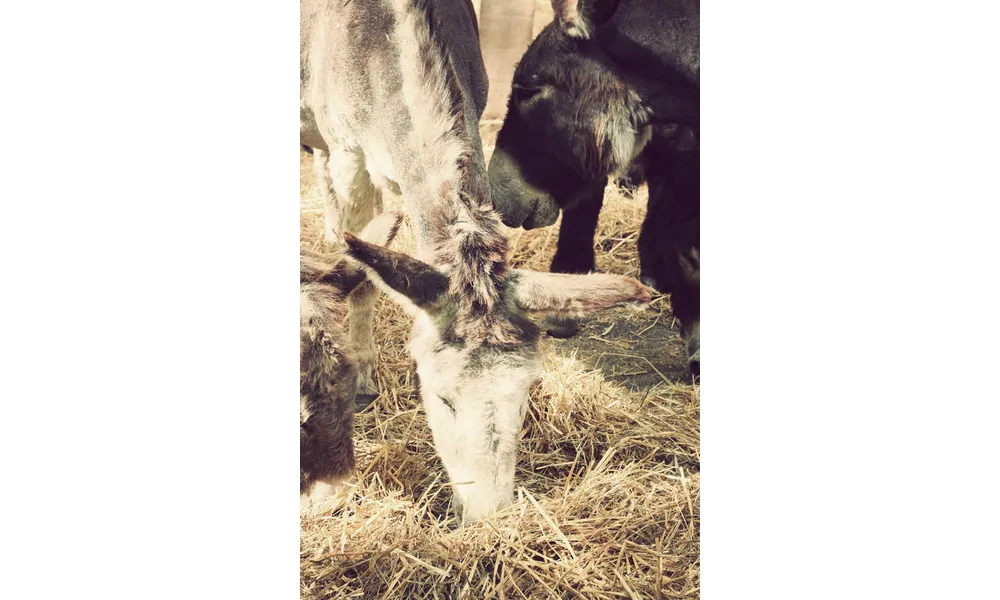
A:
300 248 367 297
343 232 449 313
506 269 651 317
552 0 590 38
551 0 619 39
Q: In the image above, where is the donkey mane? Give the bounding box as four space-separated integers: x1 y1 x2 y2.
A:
395 0 519 346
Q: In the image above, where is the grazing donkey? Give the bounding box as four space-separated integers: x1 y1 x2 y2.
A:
300 213 402 513
301 0 651 522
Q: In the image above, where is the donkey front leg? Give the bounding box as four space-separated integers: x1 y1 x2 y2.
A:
640 150 700 377
315 147 385 407
550 181 605 275
313 147 384 242
545 182 605 339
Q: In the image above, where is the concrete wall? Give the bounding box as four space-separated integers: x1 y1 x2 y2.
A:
472 0 555 121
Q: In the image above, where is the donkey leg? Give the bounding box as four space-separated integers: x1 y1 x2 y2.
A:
546 182 605 338
550 181 604 275
312 148 340 244
322 147 384 409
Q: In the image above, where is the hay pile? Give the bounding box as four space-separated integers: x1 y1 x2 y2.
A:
300 148 700 599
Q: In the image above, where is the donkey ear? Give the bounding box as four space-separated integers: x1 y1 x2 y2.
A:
343 232 449 313
507 269 651 317
301 212 407 297
301 247 367 297
551 0 620 39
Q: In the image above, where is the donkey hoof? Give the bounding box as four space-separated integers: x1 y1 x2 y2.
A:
301 477 350 516
614 177 640 193
640 274 660 291
550 254 594 275
688 359 700 380
545 316 582 339
356 367 378 411
354 392 378 412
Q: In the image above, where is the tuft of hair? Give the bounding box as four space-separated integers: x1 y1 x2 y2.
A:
552 0 592 39
429 191 518 345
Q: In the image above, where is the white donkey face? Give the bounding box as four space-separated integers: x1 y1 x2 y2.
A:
343 232 650 523
410 313 542 521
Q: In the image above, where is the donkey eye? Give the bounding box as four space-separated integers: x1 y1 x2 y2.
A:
512 84 543 106
437 395 457 416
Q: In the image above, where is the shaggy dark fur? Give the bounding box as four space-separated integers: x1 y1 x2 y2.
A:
299 215 402 495
299 251 360 494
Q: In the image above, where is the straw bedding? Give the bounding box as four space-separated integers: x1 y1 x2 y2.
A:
299 143 700 598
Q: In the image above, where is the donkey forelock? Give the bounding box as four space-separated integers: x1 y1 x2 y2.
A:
428 186 521 346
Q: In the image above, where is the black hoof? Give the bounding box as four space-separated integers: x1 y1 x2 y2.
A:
614 178 640 193
639 271 672 295
550 255 594 275
353 393 378 413
688 360 700 380
545 316 583 339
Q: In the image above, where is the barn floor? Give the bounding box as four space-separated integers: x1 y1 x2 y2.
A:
299 129 700 598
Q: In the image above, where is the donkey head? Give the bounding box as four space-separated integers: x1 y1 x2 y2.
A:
343 215 650 523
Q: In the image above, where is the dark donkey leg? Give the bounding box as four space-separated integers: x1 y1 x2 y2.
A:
550 181 605 275
545 181 606 338
638 136 700 377
637 181 673 294
613 159 646 195
660 217 700 378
